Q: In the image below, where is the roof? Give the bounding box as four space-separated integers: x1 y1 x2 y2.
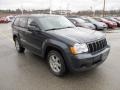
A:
16 14 61 18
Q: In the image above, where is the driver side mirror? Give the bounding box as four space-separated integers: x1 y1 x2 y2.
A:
28 26 39 31
28 22 40 31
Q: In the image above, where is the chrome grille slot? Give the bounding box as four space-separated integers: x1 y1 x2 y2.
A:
87 39 107 53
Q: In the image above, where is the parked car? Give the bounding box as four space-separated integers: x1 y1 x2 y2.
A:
68 18 95 30
12 15 110 76
0 17 9 23
6 15 14 22
94 17 117 29
116 17 120 21
105 17 120 27
82 17 108 30
113 17 120 22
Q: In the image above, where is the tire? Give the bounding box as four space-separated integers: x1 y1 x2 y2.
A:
94 24 97 30
47 50 66 76
15 38 25 53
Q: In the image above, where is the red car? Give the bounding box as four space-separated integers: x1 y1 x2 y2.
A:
0 17 9 23
95 18 117 29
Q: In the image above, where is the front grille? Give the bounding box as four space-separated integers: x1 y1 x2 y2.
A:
87 39 107 53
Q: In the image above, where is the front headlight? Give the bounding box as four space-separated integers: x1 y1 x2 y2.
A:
70 43 88 54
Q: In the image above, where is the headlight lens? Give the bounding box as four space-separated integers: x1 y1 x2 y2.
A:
70 43 88 54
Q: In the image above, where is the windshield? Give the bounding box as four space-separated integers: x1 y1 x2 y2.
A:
75 18 86 23
101 18 107 21
88 18 98 23
38 16 75 31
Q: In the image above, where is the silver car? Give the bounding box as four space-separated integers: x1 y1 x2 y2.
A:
82 17 108 30
69 18 96 30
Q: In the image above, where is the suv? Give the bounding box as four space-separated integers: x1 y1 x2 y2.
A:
12 15 110 76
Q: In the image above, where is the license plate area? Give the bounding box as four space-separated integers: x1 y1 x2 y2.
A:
102 52 108 60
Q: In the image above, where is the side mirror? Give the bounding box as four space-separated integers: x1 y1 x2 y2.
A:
28 26 40 31
76 23 81 27
29 21 37 26
28 21 40 31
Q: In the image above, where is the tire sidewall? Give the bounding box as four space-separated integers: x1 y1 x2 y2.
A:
47 50 66 76
15 38 25 53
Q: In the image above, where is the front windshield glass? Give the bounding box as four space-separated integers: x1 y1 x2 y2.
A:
38 16 75 31
101 18 108 22
75 18 86 23
88 18 98 23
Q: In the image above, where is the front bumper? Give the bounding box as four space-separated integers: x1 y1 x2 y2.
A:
66 45 110 72
97 26 108 30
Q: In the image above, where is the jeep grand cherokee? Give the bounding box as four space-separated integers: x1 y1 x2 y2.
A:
12 15 110 76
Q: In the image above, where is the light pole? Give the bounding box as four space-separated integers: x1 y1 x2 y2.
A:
49 0 52 14
92 0 96 17
20 1 24 15
103 0 106 17
21 4 23 15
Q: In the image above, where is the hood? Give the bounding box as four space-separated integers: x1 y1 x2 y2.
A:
85 23 95 29
46 27 105 44
94 21 107 27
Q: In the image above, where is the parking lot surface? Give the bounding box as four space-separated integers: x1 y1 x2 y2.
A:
0 23 120 90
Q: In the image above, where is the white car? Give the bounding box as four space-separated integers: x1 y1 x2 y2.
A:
6 15 14 22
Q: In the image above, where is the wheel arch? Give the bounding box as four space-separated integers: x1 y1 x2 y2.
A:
13 34 17 41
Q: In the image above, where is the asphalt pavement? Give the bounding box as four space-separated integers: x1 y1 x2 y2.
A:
0 23 120 90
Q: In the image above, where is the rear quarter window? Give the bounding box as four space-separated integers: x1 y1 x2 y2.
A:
14 18 20 26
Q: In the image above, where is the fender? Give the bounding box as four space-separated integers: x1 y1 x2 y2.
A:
41 39 69 58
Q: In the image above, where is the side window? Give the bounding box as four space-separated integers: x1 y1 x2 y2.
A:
19 18 28 28
14 18 20 26
27 18 39 29
27 18 34 26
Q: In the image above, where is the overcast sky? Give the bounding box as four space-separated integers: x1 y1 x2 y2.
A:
0 0 120 11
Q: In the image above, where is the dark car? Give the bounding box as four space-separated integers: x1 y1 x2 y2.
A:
12 15 110 76
68 18 96 30
94 17 117 29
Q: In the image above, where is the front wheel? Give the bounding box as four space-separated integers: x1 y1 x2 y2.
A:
15 38 25 53
47 50 66 76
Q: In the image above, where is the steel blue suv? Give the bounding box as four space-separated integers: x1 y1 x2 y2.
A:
12 14 110 76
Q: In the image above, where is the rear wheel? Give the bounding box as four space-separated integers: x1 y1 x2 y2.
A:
15 38 25 53
47 50 66 76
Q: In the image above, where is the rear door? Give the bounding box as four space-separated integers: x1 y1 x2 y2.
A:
18 17 29 47
12 17 20 37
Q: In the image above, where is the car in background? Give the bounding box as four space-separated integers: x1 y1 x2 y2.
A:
94 17 117 29
81 17 108 30
6 15 15 22
0 17 9 23
68 18 95 30
116 17 120 21
105 17 120 27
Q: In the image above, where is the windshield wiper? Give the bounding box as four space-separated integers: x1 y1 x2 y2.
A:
63 26 74 28
45 28 65 31
45 26 74 31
